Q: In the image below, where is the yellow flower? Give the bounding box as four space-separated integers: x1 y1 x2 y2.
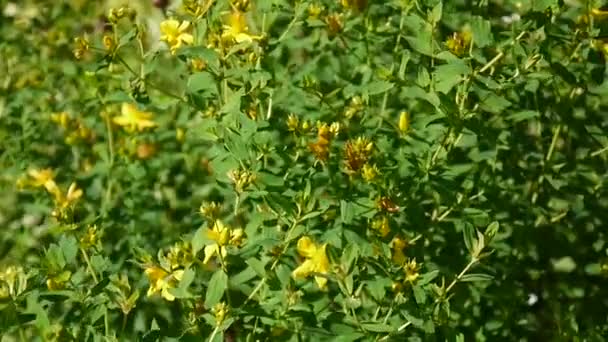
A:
446 30 472 57
113 103 157 133
287 114 299 132
46 271 71 291
221 11 261 44
361 163 379 182
160 19 194 54
203 220 244 264
398 111 409 133
344 137 373 173
370 215 390 237
391 236 407 265
341 0 367 12
404 258 420 283
27 168 61 198
144 265 184 301
0 266 27 298
292 236 330 289
591 8 608 19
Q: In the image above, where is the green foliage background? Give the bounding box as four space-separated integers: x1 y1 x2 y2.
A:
1 0 608 340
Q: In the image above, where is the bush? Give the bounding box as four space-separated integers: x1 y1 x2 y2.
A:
1 0 608 340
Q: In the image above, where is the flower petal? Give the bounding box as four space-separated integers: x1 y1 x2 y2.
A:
292 259 315 279
296 236 317 258
180 33 194 45
178 21 191 32
203 244 219 264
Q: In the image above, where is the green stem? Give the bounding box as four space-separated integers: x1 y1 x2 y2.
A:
444 257 478 294
81 247 99 283
208 326 220 342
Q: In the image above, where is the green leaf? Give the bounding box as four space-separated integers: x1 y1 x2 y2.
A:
429 1 443 24
229 266 258 287
476 89 511 113
205 270 228 308
220 88 244 115
58 235 78 265
192 227 206 256
187 72 217 94
341 243 359 274
459 273 494 282
364 81 394 96
402 310 424 328
246 258 267 277
360 323 393 333
258 172 284 187
340 200 354 224
507 110 539 122
532 0 557 11
179 268 195 290
471 16 493 48
412 285 427 304
417 270 439 286
432 61 470 94
461 222 477 255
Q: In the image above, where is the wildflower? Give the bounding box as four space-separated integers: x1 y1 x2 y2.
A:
212 302 229 325
221 10 261 44
446 30 472 57
309 122 338 161
107 6 136 23
391 236 407 265
292 236 330 289
26 168 59 195
227 168 255 193
404 258 420 283
325 13 343 37
46 270 71 291
308 3 323 19
55 182 83 209
166 241 194 270
80 225 101 250
301 120 311 132
203 220 245 264
102 34 116 51
190 58 206 72
113 103 157 133
287 113 300 132
361 163 379 182
370 215 390 237
0 266 27 299
73 36 89 60
398 111 409 134
344 137 373 173
144 265 184 301
378 196 400 213
50 112 70 129
160 19 194 54
591 8 608 20
199 201 222 219
233 0 251 10
183 0 213 18
341 0 367 12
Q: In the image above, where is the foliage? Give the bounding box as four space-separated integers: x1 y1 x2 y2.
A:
1 0 608 340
